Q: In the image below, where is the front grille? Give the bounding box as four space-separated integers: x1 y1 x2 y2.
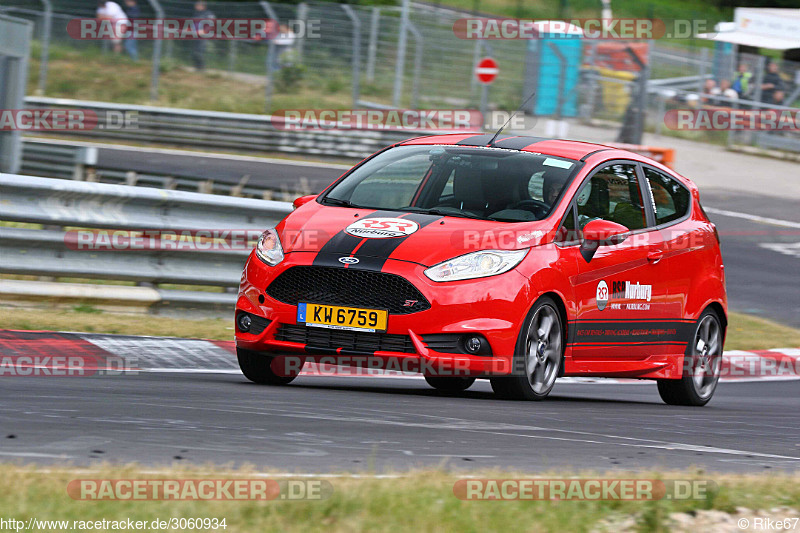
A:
276 324 416 354
266 266 430 314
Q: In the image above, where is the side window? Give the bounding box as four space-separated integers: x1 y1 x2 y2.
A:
555 205 579 243
575 163 647 231
644 167 690 225
438 168 456 199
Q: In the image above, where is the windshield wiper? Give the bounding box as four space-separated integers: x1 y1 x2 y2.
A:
401 207 485 220
322 197 360 208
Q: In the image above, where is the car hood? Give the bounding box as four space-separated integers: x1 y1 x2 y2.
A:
279 203 555 268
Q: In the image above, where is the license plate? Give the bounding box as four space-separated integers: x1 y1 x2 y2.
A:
297 303 388 333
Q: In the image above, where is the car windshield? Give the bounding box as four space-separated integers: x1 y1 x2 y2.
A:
321 145 579 222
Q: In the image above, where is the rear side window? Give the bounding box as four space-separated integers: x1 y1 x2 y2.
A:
575 163 647 231
644 167 690 225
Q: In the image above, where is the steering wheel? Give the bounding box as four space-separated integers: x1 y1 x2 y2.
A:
509 199 550 219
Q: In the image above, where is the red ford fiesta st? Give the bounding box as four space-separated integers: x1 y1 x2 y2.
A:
235 134 727 406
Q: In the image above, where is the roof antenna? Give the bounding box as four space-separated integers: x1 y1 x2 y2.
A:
487 90 537 147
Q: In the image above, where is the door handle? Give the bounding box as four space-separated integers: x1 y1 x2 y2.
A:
647 250 664 264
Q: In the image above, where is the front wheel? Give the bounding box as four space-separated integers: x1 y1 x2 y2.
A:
424 376 476 392
490 296 564 400
237 348 301 385
657 309 724 406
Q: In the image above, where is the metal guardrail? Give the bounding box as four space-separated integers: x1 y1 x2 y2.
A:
23 97 427 159
19 139 302 199
0 173 293 313
20 139 96 181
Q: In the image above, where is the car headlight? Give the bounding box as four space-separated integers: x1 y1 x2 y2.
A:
255 228 284 266
424 249 528 282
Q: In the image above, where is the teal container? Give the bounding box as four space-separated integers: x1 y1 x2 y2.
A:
524 28 584 118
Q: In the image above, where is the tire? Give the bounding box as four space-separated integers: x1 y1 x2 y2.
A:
237 348 300 385
424 376 476 392
657 309 724 406
490 296 564 400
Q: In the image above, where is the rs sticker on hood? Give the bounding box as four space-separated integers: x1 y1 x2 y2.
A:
345 217 420 239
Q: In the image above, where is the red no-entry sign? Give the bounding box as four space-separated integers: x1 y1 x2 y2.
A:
475 57 499 84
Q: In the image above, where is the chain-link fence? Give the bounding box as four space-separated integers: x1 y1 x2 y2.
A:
3 0 800 152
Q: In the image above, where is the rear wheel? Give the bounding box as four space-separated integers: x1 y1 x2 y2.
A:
237 348 300 385
491 296 564 400
657 309 724 406
424 376 476 392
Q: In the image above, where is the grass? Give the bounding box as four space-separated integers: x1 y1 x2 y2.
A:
0 307 797 351
0 465 796 532
0 306 234 339
28 44 392 115
724 313 800 351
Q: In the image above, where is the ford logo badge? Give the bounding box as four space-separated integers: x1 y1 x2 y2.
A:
338 256 359 264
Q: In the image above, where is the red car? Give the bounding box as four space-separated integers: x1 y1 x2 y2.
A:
235 134 727 406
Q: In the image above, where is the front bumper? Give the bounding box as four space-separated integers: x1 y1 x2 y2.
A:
234 251 533 377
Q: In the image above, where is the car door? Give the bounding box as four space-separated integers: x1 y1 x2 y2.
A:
640 164 697 324
562 161 674 366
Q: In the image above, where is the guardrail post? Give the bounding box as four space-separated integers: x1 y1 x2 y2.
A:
470 40 482 100
37 0 52 95
73 146 98 181
365 7 379 82
144 0 164 101
407 23 423 110
260 1 278 113
0 15 33 175
392 0 410 107
341 5 361 108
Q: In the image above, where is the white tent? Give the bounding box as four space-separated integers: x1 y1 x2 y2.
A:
698 8 800 51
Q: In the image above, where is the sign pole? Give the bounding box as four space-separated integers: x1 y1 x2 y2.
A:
474 57 498 128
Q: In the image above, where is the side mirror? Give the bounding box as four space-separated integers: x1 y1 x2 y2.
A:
292 195 317 209
580 219 629 263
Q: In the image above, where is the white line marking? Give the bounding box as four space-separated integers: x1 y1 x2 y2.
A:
138 402 800 463
704 206 800 229
0 451 74 458
760 242 800 259
31 468 404 478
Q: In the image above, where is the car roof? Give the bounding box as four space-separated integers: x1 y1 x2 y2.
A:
397 133 615 161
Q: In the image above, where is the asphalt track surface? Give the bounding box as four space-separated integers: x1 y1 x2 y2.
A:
1 373 798 473
700 190 800 328
2 146 798 474
95 144 348 194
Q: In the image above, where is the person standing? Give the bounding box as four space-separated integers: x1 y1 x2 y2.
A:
191 1 216 71
96 0 129 55
732 63 752 98
761 62 785 104
122 0 140 60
